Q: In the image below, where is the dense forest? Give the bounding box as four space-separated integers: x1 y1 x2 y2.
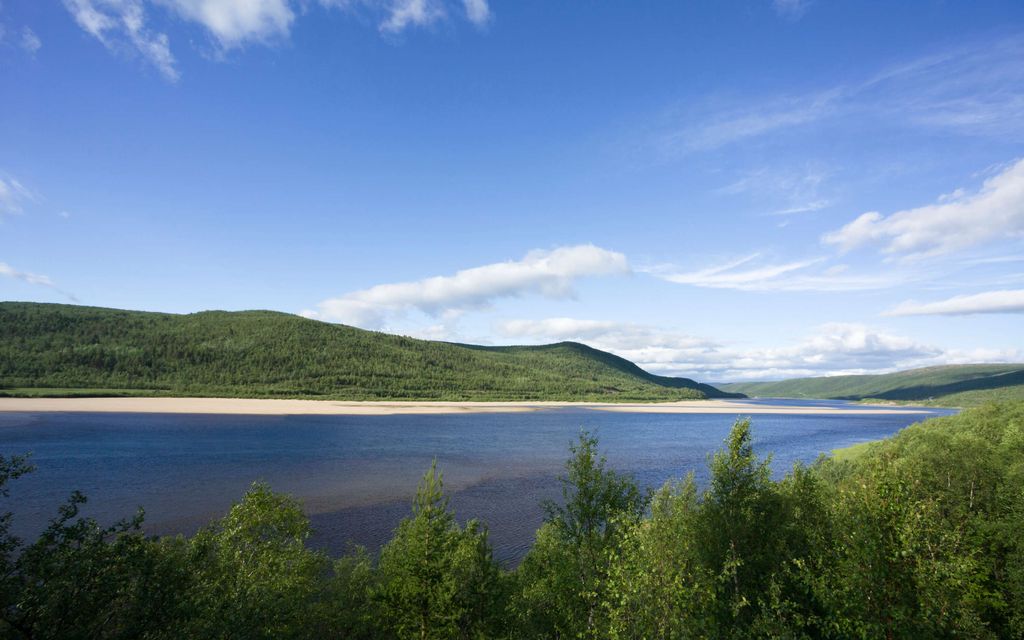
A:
720 363 1024 406
0 302 737 401
2 401 1022 638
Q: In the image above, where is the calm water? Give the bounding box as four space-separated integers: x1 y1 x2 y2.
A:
0 402 952 566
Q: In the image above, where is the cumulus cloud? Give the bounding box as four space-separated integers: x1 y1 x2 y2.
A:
822 158 1024 259
303 245 630 328
0 262 78 301
885 289 1024 317
0 175 35 217
64 0 178 81
497 318 1020 381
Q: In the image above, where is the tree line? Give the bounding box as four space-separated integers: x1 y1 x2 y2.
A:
0 302 715 401
2 401 1022 638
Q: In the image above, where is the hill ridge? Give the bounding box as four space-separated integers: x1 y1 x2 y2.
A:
720 364 1024 406
0 301 740 401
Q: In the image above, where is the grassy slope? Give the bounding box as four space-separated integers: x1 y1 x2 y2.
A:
720 364 1024 407
0 302 738 401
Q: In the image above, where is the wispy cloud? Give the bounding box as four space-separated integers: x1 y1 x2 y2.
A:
63 0 492 80
644 253 899 292
462 0 490 27
0 262 78 301
0 174 35 217
379 0 445 34
64 0 178 81
160 0 294 49
660 90 840 153
302 245 630 328
822 158 1024 259
20 26 41 54
717 165 835 216
885 289 1024 317
653 254 823 289
862 37 1024 139
653 35 1024 154
772 0 812 20
770 199 830 215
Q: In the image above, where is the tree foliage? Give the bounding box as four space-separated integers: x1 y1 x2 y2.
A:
0 302 729 401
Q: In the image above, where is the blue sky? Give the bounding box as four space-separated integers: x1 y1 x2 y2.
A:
2 0 1023 381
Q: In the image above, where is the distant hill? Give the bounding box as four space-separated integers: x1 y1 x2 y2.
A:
0 302 739 401
720 364 1024 406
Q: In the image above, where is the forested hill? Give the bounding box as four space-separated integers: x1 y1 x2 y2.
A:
0 302 738 401
720 363 1024 406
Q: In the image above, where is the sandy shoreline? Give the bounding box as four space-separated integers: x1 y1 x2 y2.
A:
0 397 935 416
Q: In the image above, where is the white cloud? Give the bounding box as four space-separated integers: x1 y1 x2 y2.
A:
20 26 41 54
717 165 834 216
654 35 1024 154
379 0 444 33
0 262 78 301
498 317 714 351
0 175 35 217
885 289 1024 317
462 0 490 27
772 0 812 19
63 0 179 81
645 253 899 292
157 0 293 48
63 0 490 79
822 158 1024 259
771 199 830 215
661 90 839 153
304 245 630 327
496 317 724 378
654 254 823 289
695 323 949 380
0 263 54 287
497 318 1020 382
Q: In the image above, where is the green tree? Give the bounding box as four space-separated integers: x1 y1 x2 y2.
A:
514 430 646 638
321 546 382 639
0 489 191 640
376 460 504 640
692 418 784 635
184 482 332 639
605 474 713 639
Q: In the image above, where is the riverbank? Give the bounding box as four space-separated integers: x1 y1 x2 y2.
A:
0 397 936 415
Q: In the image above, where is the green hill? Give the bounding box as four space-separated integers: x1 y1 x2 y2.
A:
0 302 737 401
720 364 1024 406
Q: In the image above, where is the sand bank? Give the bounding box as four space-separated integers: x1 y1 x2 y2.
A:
0 397 934 416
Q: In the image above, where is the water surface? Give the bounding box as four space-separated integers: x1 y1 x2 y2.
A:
0 402 951 565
